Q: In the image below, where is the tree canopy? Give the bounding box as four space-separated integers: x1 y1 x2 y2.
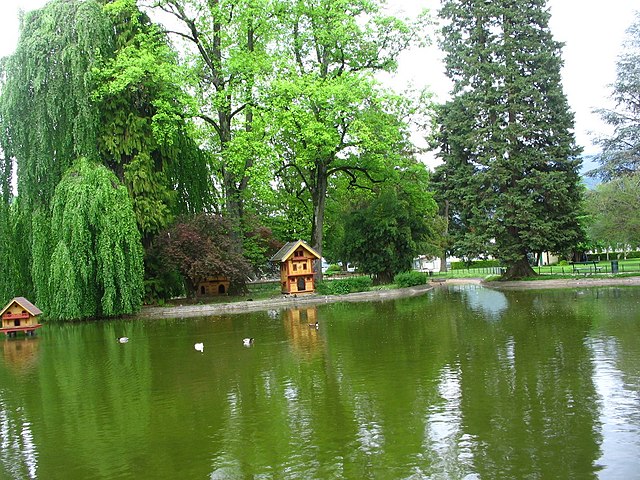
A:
268 0 425 261
343 162 438 284
585 172 640 252
589 12 640 180
1 0 112 210
158 214 253 297
0 0 607 316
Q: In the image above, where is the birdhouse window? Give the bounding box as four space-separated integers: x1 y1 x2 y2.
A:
295 249 303 257
293 263 298 271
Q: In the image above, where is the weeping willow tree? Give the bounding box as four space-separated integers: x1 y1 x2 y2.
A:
2 0 112 210
0 0 210 314
0 0 113 305
0 138 13 302
39 159 144 321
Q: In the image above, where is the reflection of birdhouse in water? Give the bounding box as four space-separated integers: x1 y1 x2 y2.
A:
270 240 321 294
1 338 40 372
287 307 317 325
0 297 43 337
283 307 321 356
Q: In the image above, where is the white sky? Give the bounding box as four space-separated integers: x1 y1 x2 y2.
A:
0 0 637 167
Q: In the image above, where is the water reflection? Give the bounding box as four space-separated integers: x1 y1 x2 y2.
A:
423 363 477 479
0 394 39 479
0 286 639 478
1 338 40 373
590 337 640 478
455 284 509 318
282 307 322 357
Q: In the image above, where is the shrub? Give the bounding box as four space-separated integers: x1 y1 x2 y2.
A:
325 264 343 275
316 276 372 295
394 271 428 287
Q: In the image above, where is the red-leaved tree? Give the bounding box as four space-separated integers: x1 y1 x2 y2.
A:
158 214 252 296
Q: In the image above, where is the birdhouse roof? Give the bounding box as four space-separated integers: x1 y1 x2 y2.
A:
0 297 43 317
270 240 321 262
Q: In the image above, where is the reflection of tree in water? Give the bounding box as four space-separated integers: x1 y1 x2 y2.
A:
455 290 602 479
575 287 640 475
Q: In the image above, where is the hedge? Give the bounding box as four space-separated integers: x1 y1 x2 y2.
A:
316 276 372 295
394 271 428 288
451 259 501 270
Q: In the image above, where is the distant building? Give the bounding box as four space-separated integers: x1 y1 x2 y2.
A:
0 297 43 337
271 240 321 294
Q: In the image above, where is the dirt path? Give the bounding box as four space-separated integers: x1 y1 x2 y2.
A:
136 276 640 320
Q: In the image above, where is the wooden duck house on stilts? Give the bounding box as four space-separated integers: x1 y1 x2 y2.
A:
271 240 321 295
0 297 43 337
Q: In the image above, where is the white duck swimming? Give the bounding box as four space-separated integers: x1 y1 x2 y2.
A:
118 337 129 343
243 338 254 347
194 342 204 352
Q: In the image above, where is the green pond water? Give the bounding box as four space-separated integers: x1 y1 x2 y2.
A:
1 284 639 479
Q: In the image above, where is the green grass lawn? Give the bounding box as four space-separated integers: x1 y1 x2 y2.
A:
433 258 640 280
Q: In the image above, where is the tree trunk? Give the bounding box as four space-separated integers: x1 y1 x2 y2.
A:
439 200 449 273
374 271 393 285
311 163 328 281
503 255 536 280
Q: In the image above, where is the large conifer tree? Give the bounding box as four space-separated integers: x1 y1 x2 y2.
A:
435 0 584 278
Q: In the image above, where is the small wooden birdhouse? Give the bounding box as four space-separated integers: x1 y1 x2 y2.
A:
270 240 321 294
196 277 230 297
0 297 43 337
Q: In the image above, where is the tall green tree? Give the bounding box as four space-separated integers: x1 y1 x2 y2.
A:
1 0 112 210
269 0 425 259
94 0 212 243
431 100 489 264
0 0 114 303
584 172 640 253
149 0 278 230
0 144 13 302
589 12 640 180
436 0 584 278
342 162 438 284
0 0 202 315
43 159 144 320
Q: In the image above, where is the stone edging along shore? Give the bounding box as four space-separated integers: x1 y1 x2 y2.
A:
137 276 640 320
138 283 435 319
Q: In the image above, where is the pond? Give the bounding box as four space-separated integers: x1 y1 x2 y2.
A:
1 285 639 479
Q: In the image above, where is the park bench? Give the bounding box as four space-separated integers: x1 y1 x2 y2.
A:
571 261 602 275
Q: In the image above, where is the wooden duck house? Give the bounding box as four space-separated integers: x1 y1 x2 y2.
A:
0 297 43 337
271 240 321 294
196 277 230 297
